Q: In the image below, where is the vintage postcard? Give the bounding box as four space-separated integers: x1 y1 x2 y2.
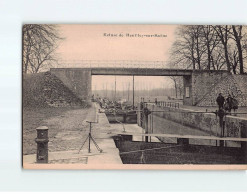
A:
22 24 247 169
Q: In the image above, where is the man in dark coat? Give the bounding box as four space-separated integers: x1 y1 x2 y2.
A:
216 93 225 110
225 94 233 113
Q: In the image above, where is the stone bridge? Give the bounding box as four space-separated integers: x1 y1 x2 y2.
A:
50 65 229 106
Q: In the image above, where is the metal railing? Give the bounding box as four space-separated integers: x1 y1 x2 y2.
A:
156 101 180 109
57 60 168 69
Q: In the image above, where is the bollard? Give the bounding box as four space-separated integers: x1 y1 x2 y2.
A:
35 126 49 163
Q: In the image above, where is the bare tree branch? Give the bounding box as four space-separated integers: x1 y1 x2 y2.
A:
22 24 63 74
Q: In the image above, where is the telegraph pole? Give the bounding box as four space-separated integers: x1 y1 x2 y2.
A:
133 75 135 109
105 83 107 98
127 82 130 101
114 76 116 101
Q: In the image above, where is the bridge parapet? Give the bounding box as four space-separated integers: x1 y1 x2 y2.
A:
57 60 168 69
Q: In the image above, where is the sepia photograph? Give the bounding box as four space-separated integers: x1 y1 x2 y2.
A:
22 24 247 169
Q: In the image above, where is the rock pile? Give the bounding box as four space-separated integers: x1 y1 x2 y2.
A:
23 71 87 108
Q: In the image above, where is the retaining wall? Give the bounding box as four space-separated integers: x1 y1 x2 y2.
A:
144 104 247 139
191 71 230 106
197 74 247 107
50 68 92 101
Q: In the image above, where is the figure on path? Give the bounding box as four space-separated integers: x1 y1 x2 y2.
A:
216 93 225 110
225 94 232 112
225 93 238 115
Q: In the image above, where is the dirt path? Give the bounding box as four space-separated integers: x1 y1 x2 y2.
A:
23 107 90 155
46 108 91 152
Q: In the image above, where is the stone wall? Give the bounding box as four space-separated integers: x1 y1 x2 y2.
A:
183 75 193 106
145 104 247 139
43 72 85 107
197 74 247 107
50 68 92 102
191 70 230 105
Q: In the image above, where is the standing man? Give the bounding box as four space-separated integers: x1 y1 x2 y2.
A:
226 94 233 113
216 93 225 110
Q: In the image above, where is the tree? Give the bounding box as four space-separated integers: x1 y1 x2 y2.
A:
210 45 226 70
169 76 183 98
169 26 196 70
213 25 247 74
192 25 206 70
201 25 220 70
169 25 247 74
213 25 232 72
231 25 244 74
22 24 62 74
228 48 239 74
169 25 206 70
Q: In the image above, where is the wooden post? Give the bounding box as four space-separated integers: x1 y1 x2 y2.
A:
144 109 149 143
218 109 225 147
121 134 133 141
88 122 91 153
240 122 247 163
143 106 150 143
177 138 189 145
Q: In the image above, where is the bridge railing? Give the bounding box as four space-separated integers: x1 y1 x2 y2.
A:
57 60 168 69
156 101 180 109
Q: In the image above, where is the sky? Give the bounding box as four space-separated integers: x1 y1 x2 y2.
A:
55 24 179 90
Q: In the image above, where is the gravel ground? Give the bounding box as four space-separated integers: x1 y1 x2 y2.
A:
23 107 90 155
